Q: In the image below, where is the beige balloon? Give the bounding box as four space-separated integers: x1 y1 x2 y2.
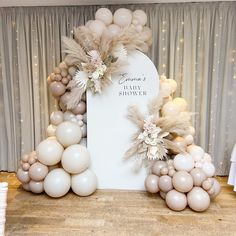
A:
158 175 173 192
172 171 193 193
71 169 97 197
172 136 187 153
202 179 212 191
145 175 159 193
29 180 44 194
152 161 167 176
22 183 31 191
95 8 113 26
190 168 207 186
210 178 221 199
29 162 49 181
50 111 64 126
46 124 57 137
187 187 210 212
113 8 132 27
166 190 187 211
17 168 30 184
159 191 167 200
161 101 181 117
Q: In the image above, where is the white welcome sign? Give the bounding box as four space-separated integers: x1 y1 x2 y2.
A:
87 50 159 190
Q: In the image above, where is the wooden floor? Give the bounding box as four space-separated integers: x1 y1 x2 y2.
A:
1 173 236 236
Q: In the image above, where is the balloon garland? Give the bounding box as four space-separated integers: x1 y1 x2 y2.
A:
17 8 152 198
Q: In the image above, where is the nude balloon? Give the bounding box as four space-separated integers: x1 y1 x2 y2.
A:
161 101 181 117
173 153 195 172
56 121 82 147
29 162 49 181
158 175 173 192
133 10 147 26
71 169 97 196
50 111 64 125
44 168 71 198
187 187 210 212
173 97 188 112
62 144 90 174
145 174 159 193
50 82 66 97
46 124 57 137
202 162 215 177
188 145 204 159
166 190 187 211
184 134 194 145
113 8 132 27
29 180 44 194
141 26 152 41
152 161 167 176
172 171 193 193
107 24 121 37
167 79 177 93
172 136 187 153
17 168 30 183
95 8 113 26
160 81 172 97
22 183 31 191
211 178 221 199
159 191 167 200
63 111 75 121
71 101 86 115
190 168 206 186
88 20 106 37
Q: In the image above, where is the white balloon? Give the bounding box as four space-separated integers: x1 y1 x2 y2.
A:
195 161 203 168
71 169 97 196
46 124 57 137
62 144 90 174
202 162 215 177
56 121 82 147
173 97 188 112
88 20 106 37
80 124 87 138
203 153 212 163
85 20 93 27
184 134 194 145
133 10 147 26
50 111 64 126
113 8 132 27
63 111 75 121
188 145 205 159
44 168 71 198
95 8 113 26
173 153 195 172
37 139 63 166
80 138 87 147
161 101 181 117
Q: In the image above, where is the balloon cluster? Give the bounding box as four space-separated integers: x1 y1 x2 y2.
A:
144 75 220 212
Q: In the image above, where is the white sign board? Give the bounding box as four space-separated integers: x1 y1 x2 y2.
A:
87 50 159 190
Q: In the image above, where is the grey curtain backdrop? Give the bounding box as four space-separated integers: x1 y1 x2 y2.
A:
0 2 235 174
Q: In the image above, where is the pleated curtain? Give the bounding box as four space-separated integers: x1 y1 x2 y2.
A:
0 2 235 174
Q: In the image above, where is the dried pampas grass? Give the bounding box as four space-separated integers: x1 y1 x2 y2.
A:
127 105 145 129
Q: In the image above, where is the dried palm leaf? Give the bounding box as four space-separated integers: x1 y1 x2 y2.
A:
148 95 164 118
123 140 142 160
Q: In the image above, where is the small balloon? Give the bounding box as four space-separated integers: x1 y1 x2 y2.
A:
159 191 167 200
202 162 215 177
145 174 159 193
88 20 106 37
158 175 173 192
211 178 221 199
166 190 187 211
160 167 168 175
152 161 167 176
172 136 187 153
173 97 188 112
46 124 57 137
50 111 64 126
161 101 181 117
71 101 86 115
29 162 49 181
29 180 44 194
22 163 30 171
190 168 206 186
17 168 30 184
21 154 29 163
184 134 194 145
202 179 212 191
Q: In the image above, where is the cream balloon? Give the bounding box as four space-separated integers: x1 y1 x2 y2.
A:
145 175 159 193
22 162 30 171
63 111 75 121
50 111 64 125
56 121 82 147
187 187 210 212
29 180 44 194
210 178 221 199
184 134 194 145
188 145 204 159
172 136 187 153
107 24 121 37
160 81 172 97
37 139 63 166
187 126 195 136
21 154 29 163
202 162 215 177
172 171 193 193
113 8 132 27
173 97 188 112
190 168 206 186
158 175 173 192
132 10 147 26
152 161 168 176
202 179 212 191
46 124 57 137
141 27 152 41
17 168 30 184
44 168 71 198
161 101 181 117
29 162 49 181
166 190 187 211
160 167 168 176
71 169 97 196
88 20 106 37
203 153 212 163
173 153 195 172
62 144 90 174
95 8 113 26
167 79 177 93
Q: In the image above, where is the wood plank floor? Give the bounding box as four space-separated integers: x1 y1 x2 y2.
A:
1 172 236 236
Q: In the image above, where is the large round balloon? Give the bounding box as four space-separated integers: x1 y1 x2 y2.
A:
113 8 132 27
190 168 206 186
152 161 167 176
145 174 159 193
173 153 195 172
56 121 82 147
29 162 49 181
44 168 71 198
161 101 181 117
37 139 63 166
50 82 66 97
132 10 147 26
50 111 64 125
71 169 97 196
158 175 173 192
62 144 90 174
187 187 210 212
88 20 106 37
166 190 187 211
95 8 113 26
172 171 193 193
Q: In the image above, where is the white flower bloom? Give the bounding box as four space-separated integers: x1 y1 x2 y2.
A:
91 71 100 80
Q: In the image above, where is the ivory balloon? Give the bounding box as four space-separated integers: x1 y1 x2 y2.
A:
22 162 30 171
187 187 210 212
21 154 29 163
173 153 195 172
44 168 71 198
71 101 86 115
133 10 147 26
161 101 181 117
71 169 97 196
158 175 173 192
187 126 195 136
37 139 63 166
17 168 30 183
160 81 172 97
95 8 113 26
173 97 188 112
172 171 193 193
141 27 152 41
211 178 221 199
167 79 177 93
80 138 87 147
203 153 212 163
62 144 90 174
113 8 132 27
50 82 66 97
29 162 49 181
145 175 159 193
80 124 87 138
29 180 44 194
202 162 215 177
63 111 75 121
202 179 212 191
56 121 82 147
190 168 206 186
160 167 168 176
50 111 64 125
152 161 167 176
28 156 36 165
88 20 106 37
46 124 57 137
184 134 194 145
166 190 187 211
107 24 121 37
188 145 204 159
172 137 187 153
